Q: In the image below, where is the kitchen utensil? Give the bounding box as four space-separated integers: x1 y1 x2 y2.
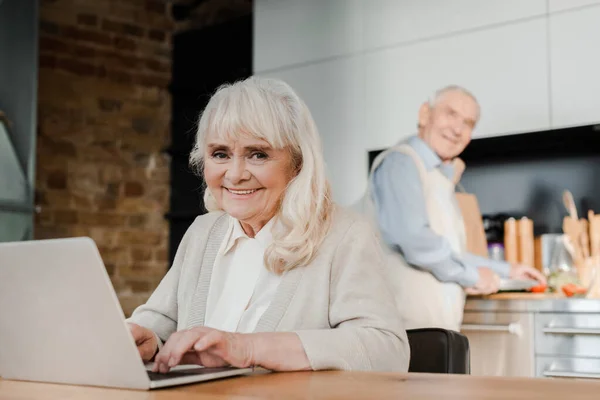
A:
589 211 600 258
580 218 590 258
518 217 535 268
504 218 519 264
563 190 578 220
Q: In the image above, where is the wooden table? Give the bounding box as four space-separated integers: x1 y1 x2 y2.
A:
2 371 600 399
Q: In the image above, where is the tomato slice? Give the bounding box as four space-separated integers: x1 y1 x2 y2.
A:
529 284 547 293
562 283 587 297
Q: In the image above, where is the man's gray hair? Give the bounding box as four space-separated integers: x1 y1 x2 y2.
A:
428 85 479 108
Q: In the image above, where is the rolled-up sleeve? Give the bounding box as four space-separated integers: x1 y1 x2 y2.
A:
295 217 410 372
371 152 479 287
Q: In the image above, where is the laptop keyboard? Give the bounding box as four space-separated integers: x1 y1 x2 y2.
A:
147 366 239 381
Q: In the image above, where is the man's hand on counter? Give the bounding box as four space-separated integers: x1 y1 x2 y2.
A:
465 267 500 296
509 263 547 285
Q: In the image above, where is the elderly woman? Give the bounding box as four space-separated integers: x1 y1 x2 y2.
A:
127 77 409 373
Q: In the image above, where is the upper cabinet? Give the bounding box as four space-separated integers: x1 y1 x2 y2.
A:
549 5 600 128
549 0 600 13
362 0 546 50
365 18 550 142
262 57 367 204
253 0 363 73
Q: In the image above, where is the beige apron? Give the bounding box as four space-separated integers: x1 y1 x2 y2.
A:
361 143 468 331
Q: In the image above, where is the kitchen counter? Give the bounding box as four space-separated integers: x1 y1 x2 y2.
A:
465 293 600 313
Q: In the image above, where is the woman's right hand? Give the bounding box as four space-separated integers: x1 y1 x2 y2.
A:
128 323 159 361
465 267 500 296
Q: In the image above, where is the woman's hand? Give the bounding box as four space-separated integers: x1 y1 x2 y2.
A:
152 327 254 373
128 323 159 362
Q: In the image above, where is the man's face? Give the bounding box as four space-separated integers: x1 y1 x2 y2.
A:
418 90 479 161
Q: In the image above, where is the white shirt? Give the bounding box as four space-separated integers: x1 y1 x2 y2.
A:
204 216 282 333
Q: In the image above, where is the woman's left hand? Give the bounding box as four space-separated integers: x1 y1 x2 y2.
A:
152 327 254 373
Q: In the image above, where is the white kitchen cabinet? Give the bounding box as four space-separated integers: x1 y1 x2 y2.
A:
549 0 600 13
261 56 366 205
253 0 363 73
549 5 600 128
365 18 550 141
462 312 536 377
464 300 600 379
363 0 546 51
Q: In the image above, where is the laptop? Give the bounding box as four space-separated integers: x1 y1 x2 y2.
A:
0 237 253 389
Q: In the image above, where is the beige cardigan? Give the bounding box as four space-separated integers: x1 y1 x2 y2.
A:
127 206 410 372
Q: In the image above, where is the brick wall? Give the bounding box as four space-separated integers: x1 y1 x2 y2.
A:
35 0 174 316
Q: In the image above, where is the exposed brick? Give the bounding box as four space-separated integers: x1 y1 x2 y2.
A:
98 165 123 184
36 0 173 308
133 74 170 89
145 58 169 73
39 54 57 69
127 278 153 293
72 193 94 209
57 57 96 76
79 212 128 227
40 19 60 35
145 0 165 14
148 29 165 42
154 248 168 263
95 195 118 210
123 23 144 37
97 98 123 112
124 181 144 197
131 117 153 134
106 182 121 197
106 69 134 84
54 209 79 225
131 247 152 262
113 36 136 51
102 18 144 38
72 44 96 59
39 137 77 157
35 210 54 226
61 25 112 46
47 170 68 189
101 18 123 34
77 13 98 27
104 262 116 276
128 214 148 228
43 190 73 209
119 230 162 246
96 49 142 70
40 36 70 53
99 246 129 265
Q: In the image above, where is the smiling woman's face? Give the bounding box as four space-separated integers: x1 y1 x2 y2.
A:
203 133 296 236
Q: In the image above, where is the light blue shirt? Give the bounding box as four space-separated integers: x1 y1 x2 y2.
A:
371 135 510 287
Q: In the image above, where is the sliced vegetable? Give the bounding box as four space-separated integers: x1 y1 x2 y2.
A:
561 283 587 297
529 284 547 293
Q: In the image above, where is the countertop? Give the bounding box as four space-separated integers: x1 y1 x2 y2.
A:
465 292 600 313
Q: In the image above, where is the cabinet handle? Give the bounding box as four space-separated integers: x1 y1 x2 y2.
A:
461 323 522 336
543 370 600 379
543 327 600 335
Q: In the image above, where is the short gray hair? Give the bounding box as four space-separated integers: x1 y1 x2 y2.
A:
428 85 479 109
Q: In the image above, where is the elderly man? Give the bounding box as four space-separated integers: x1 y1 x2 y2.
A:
366 85 545 331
